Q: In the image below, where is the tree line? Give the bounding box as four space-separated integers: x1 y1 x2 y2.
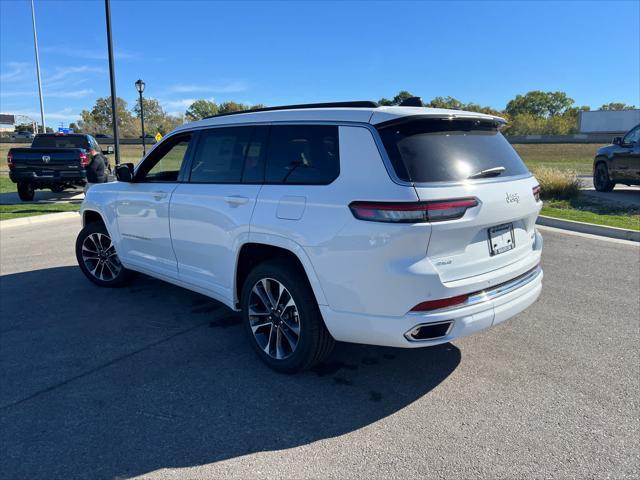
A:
13 90 635 137
378 90 635 135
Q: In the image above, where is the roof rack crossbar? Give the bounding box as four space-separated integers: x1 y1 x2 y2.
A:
203 101 379 119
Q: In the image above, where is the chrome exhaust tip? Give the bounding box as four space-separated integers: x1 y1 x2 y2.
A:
405 320 453 341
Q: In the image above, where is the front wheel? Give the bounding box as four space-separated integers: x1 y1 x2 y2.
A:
75 222 135 287
241 260 334 373
594 162 615 192
17 182 34 201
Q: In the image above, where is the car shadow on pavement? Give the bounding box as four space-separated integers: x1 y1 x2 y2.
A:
0 189 83 205
0 266 460 479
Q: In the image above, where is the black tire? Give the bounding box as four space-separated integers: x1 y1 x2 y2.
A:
594 161 615 192
75 221 135 288
17 182 34 201
241 259 334 373
50 184 65 193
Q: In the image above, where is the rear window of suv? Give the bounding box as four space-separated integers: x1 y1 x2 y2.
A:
377 118 529 183
32 135 90 149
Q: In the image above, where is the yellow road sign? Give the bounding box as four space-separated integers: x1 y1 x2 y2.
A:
154 132 162 142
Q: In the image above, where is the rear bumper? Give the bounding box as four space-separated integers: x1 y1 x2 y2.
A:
320 266 543 348
9 170 87 185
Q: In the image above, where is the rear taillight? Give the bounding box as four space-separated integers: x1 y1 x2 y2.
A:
7 152 14 170
410 294 470 312
532 185 541 202
349 198 478 223
79 152 90 167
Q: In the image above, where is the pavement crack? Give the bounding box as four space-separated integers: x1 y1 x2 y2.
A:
0 321 209 411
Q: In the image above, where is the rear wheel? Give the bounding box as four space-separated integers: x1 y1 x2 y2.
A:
75 222 135 287
17 182 34 201
241 260 334 373
594 162 615 192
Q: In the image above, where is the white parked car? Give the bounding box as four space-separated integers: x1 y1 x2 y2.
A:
77 100 543 372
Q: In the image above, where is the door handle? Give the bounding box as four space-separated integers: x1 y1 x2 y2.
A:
224 195 250 206
152 191 168 200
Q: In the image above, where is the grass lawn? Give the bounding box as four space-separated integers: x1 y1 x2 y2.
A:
0 175 81 220
541 196 640 231
513 143 603 174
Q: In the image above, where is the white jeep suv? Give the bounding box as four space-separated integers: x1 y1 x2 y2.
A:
77 100 543 372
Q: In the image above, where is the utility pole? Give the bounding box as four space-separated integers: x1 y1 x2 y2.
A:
30 0 45 133
104 0 120 165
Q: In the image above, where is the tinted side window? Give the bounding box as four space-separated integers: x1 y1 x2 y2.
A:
136 134 192 182
190 127 254 183
623 126 640 145
265 125 339 184
242 126 268 184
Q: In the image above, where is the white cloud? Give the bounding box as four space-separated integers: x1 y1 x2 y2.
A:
1 89 94 99
46 66 104 84
168 81 247 94
0 62 31 82
161 98 201 109
42 45 136 61
10 107 80 123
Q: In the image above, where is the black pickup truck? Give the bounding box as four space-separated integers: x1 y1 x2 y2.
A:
7 133 113 201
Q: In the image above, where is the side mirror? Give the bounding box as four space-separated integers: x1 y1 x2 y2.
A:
115 163 134 182
612 136 623 145
105 145 114 155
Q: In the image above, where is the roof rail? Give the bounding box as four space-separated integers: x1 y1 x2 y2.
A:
203 101 379 119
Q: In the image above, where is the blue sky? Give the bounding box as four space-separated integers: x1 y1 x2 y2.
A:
1 0 638 127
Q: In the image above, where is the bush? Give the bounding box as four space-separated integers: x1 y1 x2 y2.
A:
532 167 581 200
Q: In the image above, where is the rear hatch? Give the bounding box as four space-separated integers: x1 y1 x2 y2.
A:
377 116 541 282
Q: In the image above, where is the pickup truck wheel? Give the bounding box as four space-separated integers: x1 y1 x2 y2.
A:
75 222 134 288
50 185 65 193
17 182 35 201
594 162 615 192
241 260 334 373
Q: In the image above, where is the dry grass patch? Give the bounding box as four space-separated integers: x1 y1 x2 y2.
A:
532 167 581 200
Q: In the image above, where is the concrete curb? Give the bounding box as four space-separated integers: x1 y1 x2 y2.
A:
536 215 640 242
0 211 80 229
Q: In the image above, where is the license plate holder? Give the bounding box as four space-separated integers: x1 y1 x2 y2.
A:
488 223 515 256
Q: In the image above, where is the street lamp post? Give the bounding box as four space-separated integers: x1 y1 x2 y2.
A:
135 79 146 156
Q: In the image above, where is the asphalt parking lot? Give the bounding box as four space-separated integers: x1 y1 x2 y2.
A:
0 217 638 479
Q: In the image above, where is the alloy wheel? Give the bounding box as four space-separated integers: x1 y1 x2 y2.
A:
81 232 122 282
248 278 301 360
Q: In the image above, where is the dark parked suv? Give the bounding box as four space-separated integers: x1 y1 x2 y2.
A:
593 124 640 191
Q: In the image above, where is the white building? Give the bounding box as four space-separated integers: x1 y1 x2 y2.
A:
579 109 640 134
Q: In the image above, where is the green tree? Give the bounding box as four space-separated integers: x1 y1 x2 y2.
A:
505 91 574 118
599 102 636 110
79 96 137 137
378 90 418 106
217 101 250 114
133 97 171 134
427 96 464 110
69 122 80 133
185 99 218 121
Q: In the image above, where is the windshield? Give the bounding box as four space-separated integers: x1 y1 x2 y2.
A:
32 135 90 149
377 118 529 183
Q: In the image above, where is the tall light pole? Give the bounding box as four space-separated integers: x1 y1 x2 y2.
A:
135 79 146 155
30 0 45 133
104 0 120 165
